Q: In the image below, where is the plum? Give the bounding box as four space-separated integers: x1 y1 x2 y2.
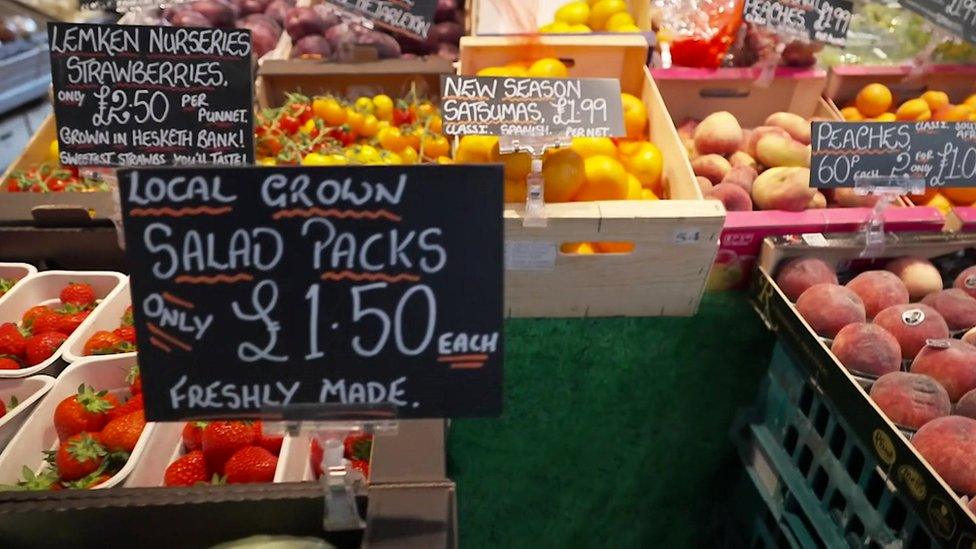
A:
192 0 236 27
435 0 459 23
436 42 459 61
425 21 462 51
290 35 332 60
284 6 326 40
170 10 212 27
396 32 430 56
311 3 340 28
237 0 269 16
355 29 401 59
237 15 281 57
263 0 293 25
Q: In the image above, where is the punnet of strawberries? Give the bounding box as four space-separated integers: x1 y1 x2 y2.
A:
0 282 101 369
4 164 108 193
0 278 16 299
310 431 373 480
83 305 137 356
163 420 283 486
4 367 144 491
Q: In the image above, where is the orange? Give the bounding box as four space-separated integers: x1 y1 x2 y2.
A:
539 22 572 33
575 155 628 201
501 152 532 181
504 179 527 203
477 66 510 76
570 137 617 158
840 107 862 121
965 94 976 108
542 148 585 202
554 1 590 25
568 24 592 32
560 242 595 254
943 188 976 205
641 188 659 200
528 58 569 78
934 104 974 121
621 93 648 140
620 141 663 192
625 174 642 199
588 0 627 30
595 241 635 253
455 136 499 163
925 192 952 215
895 98 931 121
920 91 950 112
605 11 634 30
855 83 893 118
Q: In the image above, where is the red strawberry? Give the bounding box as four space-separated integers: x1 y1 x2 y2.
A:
83 331 124 356
164 451 212 486
120 306 134 327
0 398 5 417
350 459 369 478
24 332 67 365
21 305 52 326
53 384 117 441
201 421 256 474
64 473 112 490
127 365 142 395
106 393 143 421
55 310 90 335
343 433 372 461
60 283 95 308
56 433 106 481
0 323 26 357
182 421 208 451
0 356 21 370
114 326 136 345
0 278 14 297
100 411 145 453
310 438 324 478
251 421 283 455
29 311 64 336
224 446 277 484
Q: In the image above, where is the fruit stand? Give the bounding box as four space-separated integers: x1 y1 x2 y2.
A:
3 0 976 546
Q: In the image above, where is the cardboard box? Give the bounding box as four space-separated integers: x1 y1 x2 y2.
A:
653 67 945 291
461 34 724 316
752 232 976 548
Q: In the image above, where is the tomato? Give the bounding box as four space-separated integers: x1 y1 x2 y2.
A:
313 97 346 126
429 115 443 134
278 115 300 134
354 97 374 114
359 114 380 138
400 146 419 164
327 127 355 147
421 134 450 159
392 108 414 127
300 119 319 139
378 150 402 164
6 177 23 192
302 152 347 166
345 145 382 165
413 101 435 119
48 139 59 162
47 178 68 192
377 126 407 152
372 94 393 121
404 126 424 151
257 157 277 166
346 110 365 135
257 136 283 157
289 102 312 124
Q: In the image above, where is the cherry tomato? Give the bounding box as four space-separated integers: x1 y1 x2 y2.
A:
422 134 450 159
377 126 407 152
327 127 355 147
392 108 414 127
290 102 313 124
313 97 347 126
372 94 393 121
278 115 300 134
359 114 380 138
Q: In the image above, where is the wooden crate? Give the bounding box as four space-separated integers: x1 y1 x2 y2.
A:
469 0 651 35
460 35 724 316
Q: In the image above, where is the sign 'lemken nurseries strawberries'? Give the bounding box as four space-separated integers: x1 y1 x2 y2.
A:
119 165 504 421
48 23 254 167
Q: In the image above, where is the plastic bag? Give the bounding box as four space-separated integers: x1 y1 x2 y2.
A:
653 0 743 68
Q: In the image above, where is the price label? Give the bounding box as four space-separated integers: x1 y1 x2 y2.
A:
119 165 504 421
324 0 438 40
811 121 976 187
743 0 853 47
900 0 976 45
440 75 626 139
48 23 254 167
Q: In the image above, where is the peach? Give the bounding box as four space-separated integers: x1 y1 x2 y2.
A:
869 372 950 430
706 183 752 212
833 187 880 208
956 389 976 419
751 167 816 211
845 270 910 319
808 192 827 209
831 323 902 376
796 283 866 338
921 289 976 331
954 266 976 298
693 111 742 156
695 176 713 194
744 125 790 158
720 165 758 194
764 112 811 144
965 327 976 346
691 154 731 185
755 133 811 168
911 339 976 401
729 151 758 171
775 257 838 301
874 303 951 360
912 416 976 495
886 257 944 301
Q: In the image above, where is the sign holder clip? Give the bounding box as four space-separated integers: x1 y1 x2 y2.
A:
500 135 569 228
852 175 925 258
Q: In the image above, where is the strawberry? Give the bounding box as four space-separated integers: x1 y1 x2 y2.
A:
0 323 26 357
53 384 117 441
100 410 145 453
201 421 256 474
164 451 212 486
343 433 372 461
182 421 208 451
56 433 106 481
120 306 134 327
64 473 112 490
310 438 324 478
29 311 64 336
0 278 14 297
24 332 67 365
55 310 90 335
21 305 52 326
252 421 283 456
224 446 277 484
0 356 21 370
11 466 61 491
127 365 142 395
106 393 143 421
60 282 95 308
0 394 17 418
83 331 124 356
114 326 136 345
350 459 369 478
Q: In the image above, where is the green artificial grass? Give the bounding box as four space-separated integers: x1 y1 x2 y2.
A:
448 292 775 548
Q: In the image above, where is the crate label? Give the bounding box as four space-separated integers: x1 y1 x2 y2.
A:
48 23 254 168
505 241 557 270
900 0 976 46
811 121 976 188
323 0 437 40
673 228 701 245
118 165 504 421
801 233 828 247
743 0 853 46
440 76 626 139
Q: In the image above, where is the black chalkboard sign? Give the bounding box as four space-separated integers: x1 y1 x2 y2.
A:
324 0 438 39
440 75 626 139
811 121 976 188
742 0 853 47
119 165 504 421
900 0 976 45
48 23 254 167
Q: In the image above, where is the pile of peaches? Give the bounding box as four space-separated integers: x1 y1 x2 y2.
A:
777 255 976 507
